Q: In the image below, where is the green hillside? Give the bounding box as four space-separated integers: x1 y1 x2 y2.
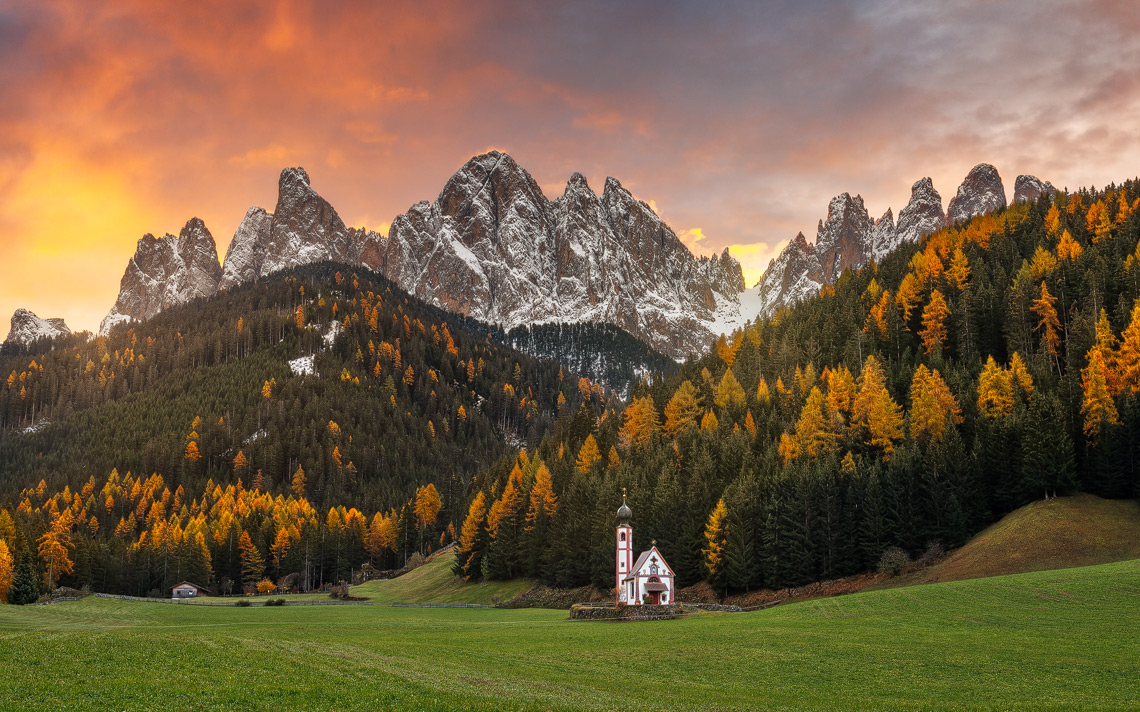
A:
908 493 1140 584
0 559 1137 711
353 548 532 605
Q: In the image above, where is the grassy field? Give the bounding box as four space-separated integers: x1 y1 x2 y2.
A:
1 559 1137 711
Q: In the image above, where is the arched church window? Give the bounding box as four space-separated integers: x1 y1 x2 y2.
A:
620 532 626 541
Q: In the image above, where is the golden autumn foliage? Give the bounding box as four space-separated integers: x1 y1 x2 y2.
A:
864 289 891 340
756 377 771 404
619 396 659 449
576 434 601 474
825 365 856 416
700 409 719 432
184 440 201 463
1030 281 1062 360
919 290 950 354
1093 309 1122 396
715 334 738 367
713 368 747 409
291 465 306 498
413 484 442 529
1116 304 1140 394
663 380 702 437
485 465 525 543
791 387 837 460
777 432 799 463
1056 229 1083 261
457 491 487 581
0 539 12 603
702 498 728 578
37 509 75 589
1081 348 1119 443
908 365 962 443
976 356 1014 417
895 272 921 321
524 463 558 532
852 356 903 458
270 527 290 574
948 248 971 290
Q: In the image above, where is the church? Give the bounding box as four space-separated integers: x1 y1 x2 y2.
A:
615 491 676 605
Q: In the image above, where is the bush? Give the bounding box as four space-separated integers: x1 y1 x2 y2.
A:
264 598 286 606
235 599 251 607
918 541 946 566
877 547 911 577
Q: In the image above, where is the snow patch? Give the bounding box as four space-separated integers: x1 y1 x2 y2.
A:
289 355 314 375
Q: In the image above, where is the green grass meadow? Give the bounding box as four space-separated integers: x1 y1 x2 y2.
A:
1 559 1137 711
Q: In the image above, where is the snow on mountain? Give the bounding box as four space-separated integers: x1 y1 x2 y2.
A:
744 232 824 320
742 174 950 321
1012 174 1056 204
893 177 946 250
378 152 744 359
100 217 222 335
5 308 71 346
947 164 1006 225
220 168 357 290
871 208 896 262
814 193 874 283
95 155 1045 358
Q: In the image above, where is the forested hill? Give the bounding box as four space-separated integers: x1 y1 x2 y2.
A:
455 180 1140 595
0 263 628 515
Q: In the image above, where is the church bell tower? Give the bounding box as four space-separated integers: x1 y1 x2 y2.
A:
616 489 633 602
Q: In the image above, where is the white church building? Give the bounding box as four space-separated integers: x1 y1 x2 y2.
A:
615 492 676 605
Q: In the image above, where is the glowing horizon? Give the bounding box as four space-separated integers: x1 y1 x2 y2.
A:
2 0 1139 338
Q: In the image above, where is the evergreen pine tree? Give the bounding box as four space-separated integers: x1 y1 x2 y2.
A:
9 549 41 605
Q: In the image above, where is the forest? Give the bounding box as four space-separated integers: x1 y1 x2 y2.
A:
2 181 1140 601
454 181 1140 594
0 264 612 598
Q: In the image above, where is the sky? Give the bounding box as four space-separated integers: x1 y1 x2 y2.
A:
2 0 1139 339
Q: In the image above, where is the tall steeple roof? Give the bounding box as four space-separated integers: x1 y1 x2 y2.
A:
617 488 632 526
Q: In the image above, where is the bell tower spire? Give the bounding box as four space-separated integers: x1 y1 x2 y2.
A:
616 488 633 603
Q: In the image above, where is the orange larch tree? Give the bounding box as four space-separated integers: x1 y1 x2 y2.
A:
919 290 950 354
1081 348 1119 444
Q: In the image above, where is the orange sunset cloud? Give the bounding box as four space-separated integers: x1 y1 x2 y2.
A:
2 0 1140 337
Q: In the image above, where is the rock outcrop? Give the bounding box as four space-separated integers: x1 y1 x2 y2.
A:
100 218 222 335
947 164 1006 225
219 168 366 290
1012 174 1056 204
894 177 946 249
814 193 874 283
5 309 71 346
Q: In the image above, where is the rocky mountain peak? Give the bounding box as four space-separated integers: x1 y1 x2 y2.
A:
1012 174 1056 203
100 217 223 335
871 208 896 261
5 308 71 346
947 164 1006 225
815 192 873 282
219 167 353 291
894 176 946 249
379 152 742 358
